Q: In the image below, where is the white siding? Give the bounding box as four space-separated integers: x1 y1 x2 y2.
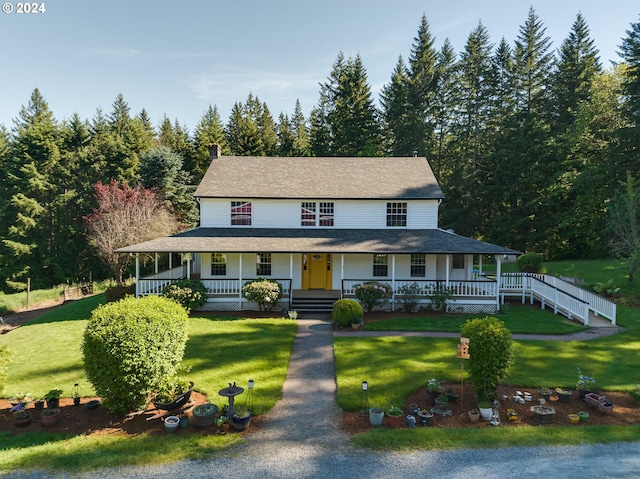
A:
199 198 439 229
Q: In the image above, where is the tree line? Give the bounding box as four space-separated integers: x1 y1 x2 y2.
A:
1 7 639 292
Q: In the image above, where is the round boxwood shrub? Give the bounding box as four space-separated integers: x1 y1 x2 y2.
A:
161 279 207 312
332 299 363 327
460 316 514 403
242 278 282 311
516 252 543 273
82 295 189 413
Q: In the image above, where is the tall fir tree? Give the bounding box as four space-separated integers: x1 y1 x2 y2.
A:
291 100 311 156
380 56 413 156
192 105 227 181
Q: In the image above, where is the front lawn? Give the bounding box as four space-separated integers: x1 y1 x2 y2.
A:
0 295 297 471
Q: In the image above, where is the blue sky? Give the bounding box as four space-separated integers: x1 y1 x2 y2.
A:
1 0 638 132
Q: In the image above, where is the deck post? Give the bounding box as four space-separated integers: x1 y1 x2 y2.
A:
135 253 140 298
495 257 502 311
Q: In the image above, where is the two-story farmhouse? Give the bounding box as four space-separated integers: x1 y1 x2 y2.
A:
117 145 520 313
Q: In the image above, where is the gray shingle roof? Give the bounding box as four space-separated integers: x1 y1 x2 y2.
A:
194 156 445 200
116 227 520 255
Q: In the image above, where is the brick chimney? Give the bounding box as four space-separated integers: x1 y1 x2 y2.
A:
208 143 221 161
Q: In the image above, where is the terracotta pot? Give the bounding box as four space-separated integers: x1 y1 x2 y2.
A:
386 413 404 428
41 408 61 426
468 410 480 423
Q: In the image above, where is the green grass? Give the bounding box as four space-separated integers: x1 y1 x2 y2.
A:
351 424 640 450
0 295 297 471
364 304 587 335
335 304 640 449
0 286 65 315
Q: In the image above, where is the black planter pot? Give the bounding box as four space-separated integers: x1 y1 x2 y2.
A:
46 398 59 409
231 413 251 431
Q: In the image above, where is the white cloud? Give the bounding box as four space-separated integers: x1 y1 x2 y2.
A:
79 47 141 61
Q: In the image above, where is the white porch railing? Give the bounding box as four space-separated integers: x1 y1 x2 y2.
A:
341 278 500 312
499 273 616 325
138 277 292 308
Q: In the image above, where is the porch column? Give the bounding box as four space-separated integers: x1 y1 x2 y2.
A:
154 253 158 274
479 255 483 276
238 254 243 310
186 253 191 279
169 253 173 270
135 253 140 298
496 256 502 309
391 254 396 311
341 254 345 298
289 253 293 284
445 255 450 286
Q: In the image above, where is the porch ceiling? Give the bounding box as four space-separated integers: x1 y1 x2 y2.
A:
116 228 520 256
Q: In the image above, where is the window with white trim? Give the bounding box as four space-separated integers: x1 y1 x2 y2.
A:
452 254 465 269
386 202 407 227
256 253 272 276
211 253 227 275
301 201 334 227
373 254 388 277
410 254 426 277
231 201 252 225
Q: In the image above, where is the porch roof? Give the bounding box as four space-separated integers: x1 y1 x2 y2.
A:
116 227 520 256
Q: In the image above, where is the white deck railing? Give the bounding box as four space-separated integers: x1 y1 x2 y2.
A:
499 273 616 325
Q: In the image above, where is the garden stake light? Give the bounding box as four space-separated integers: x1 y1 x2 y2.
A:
360 380 369 413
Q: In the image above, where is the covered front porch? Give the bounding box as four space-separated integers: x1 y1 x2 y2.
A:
133 251 504 314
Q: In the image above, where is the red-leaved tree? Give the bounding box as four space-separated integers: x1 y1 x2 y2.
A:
85 181 181 284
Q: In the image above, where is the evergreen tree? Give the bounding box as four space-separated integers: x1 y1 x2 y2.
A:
0 89 67 290
276 113 295 156
314 52 382 156
192 105 227 181
291 99 311 156
139 146 198 227
619 15 640 125
552 13 602 132
380 56 413 156
406 14 439 156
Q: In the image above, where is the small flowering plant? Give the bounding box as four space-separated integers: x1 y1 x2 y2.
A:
242 278 283 311
576 367 596 390
354 281 393 312
426 378 441 393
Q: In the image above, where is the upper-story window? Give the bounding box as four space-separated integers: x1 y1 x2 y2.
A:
231 201 252 225
386 202 407 227
301 202 334 227
410 254 426 277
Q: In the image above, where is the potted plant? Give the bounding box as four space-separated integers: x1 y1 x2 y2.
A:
192 402 218 428
426 378 441 404
386 405 404 428
556 387 571 403
468 408 480 423
10 402 32 427
537 386 552 401
40 407 61 426
417 409 434 426
369 407 384 426
477 400 492 420
576 367 597 399
445 387 459 403
9 392 33 407
44 388 63 409
231 408 251 431
164 415 180 433
435 393 449 411
152 379 194 411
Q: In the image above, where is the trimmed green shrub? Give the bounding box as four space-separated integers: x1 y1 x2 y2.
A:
242 278 282 311
460 316 514 403
82 295 189 413
516 252 543 273
161 279 207 311
332 299 363 327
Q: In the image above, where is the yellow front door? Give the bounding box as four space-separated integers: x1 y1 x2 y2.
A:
309 254 327 289
302 253 332 290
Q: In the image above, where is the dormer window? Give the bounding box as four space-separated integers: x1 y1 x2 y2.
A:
386 202 407 227
231 201 252 225
301 202 334 227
